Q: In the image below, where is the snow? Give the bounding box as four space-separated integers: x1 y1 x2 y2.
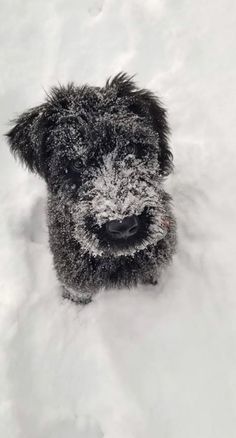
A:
1 0 236 436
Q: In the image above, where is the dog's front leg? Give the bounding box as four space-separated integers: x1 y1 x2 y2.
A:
62 285 96 305
140 269 159 286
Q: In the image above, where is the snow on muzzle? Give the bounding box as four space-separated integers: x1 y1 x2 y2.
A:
71 155 168 255
90 154 162 226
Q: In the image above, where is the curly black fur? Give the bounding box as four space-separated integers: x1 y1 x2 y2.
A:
6 73 176 304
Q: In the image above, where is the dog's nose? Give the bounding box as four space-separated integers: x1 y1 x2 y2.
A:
106 215 139 240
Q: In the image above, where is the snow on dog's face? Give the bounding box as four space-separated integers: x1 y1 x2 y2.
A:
6 73 173 257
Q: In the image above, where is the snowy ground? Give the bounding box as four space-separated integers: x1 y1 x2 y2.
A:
1 0 236 437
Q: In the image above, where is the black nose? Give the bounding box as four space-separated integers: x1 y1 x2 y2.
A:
106 215 139 240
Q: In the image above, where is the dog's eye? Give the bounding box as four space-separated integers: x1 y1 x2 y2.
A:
70 158 84 173
126 143 147 159
135 143 146 159
64 158 84 178
126 143 135 155
126 142 148 159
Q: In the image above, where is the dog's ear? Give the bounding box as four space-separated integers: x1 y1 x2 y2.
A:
107 73 173 176
6 103 52 178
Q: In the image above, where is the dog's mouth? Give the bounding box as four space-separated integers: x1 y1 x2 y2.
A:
83 207 168 257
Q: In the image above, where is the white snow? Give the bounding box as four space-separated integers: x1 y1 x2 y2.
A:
1 0 236 437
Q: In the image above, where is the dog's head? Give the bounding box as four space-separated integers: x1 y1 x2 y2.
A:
6 73 173 257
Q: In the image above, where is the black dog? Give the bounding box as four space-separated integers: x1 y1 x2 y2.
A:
6 73 176 304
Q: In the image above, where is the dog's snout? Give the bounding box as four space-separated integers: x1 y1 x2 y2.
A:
106 215 139 240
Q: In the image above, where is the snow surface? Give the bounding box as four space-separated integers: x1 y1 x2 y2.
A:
1 0 236 437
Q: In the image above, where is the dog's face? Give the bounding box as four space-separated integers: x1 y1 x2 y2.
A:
6 73 173 257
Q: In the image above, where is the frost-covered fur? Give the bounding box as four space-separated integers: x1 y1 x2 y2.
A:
6 73 176 304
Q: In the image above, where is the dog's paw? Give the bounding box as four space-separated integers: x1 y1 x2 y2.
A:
62 286 93 305
142 278 158 286
141 272 159 286
148 278 158 286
